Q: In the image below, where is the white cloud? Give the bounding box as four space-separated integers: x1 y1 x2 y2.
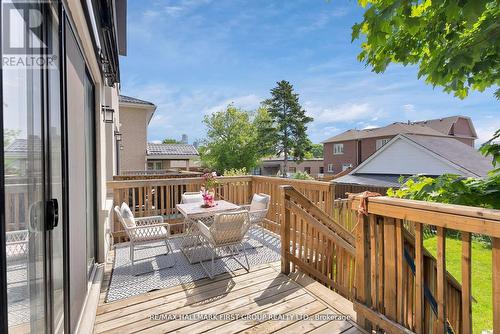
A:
403 104 415 113
362 125 378 129
306 102 376 124
204 94 262 115
475 120 500 146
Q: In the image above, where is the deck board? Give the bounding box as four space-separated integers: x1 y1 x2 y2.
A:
95 261 362 334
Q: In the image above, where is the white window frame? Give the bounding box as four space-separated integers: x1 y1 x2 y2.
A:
376 138 391 150
342 163 352 171
327 164 334 173
333 143 344 155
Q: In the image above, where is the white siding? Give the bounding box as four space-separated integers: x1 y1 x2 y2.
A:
356 139 463 175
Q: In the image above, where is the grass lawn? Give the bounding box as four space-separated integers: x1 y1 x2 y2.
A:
423 236 492 334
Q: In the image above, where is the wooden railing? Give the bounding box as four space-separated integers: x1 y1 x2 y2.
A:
108 175 334 240
280 185 356 299
350 195 500 334
108 176 253 241
107 175 498 333
4 184 29 232
252 176 334 233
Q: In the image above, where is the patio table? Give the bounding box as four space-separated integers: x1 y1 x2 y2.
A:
176 200 240 263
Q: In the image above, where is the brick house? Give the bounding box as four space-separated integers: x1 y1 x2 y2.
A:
322 116 477 175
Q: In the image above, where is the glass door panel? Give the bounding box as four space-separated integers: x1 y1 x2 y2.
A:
2 1 46 332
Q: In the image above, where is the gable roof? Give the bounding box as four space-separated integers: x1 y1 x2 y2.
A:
119 94 155 106
322 122 447 143
349 134 492 178
413 115 477 138
147 143 199 157
322 115 477 143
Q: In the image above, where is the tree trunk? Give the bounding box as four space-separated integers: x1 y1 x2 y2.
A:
283 150 288 178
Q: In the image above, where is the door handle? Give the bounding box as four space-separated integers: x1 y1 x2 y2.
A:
46 199 59 230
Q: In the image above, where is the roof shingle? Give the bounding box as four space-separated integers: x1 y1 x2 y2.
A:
147 143 199 156
119 95 155 106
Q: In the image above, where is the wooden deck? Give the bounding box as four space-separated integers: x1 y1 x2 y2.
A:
94 260 364 334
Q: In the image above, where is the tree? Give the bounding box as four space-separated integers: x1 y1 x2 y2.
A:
310 143 324 158
162 138 181 144
200 105 271 173
263 80 313 176
352 0 500 99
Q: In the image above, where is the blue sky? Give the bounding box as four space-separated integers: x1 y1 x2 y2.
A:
120 0 499 145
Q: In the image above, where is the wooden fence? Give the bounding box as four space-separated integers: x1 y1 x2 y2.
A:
350 195 500 334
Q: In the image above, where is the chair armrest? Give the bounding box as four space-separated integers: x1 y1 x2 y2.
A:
127 223 171 241
196 220 213 244
135 216 164 226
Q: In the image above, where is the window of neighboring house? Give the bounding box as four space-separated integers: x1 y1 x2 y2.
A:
289 167 297 173
327 164 334 173
304 167 311 174
342 163 353 171
333 143 344 155
147 162 162 170
376 138 391 150
319 167 324 174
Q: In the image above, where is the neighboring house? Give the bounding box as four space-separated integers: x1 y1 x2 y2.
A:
257 158 325 178
1 1 126 332
147 143 200 171
118 95 157 172
332 134 492 197
322 116 478 175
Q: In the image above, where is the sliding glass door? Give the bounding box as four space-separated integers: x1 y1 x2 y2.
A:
1 1 63 332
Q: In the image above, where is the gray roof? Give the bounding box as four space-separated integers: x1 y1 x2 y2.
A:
333 174 402 187
413 115 477 138
147 143 199 157
322 122 447 143
119 95 155 106
403 134 492 177
5 139 42 153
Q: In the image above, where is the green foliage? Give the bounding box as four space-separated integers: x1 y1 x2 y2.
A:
200 105 271 173
263 80 313 173
310 143 324 158
292 171 314 180
424 236 492 333
162 138 181 144
223 167 248 176
387 174 500 209
352 0 500 99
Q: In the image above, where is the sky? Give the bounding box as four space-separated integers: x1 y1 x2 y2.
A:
120 0 499 146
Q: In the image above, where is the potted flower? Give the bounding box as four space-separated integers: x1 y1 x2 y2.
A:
200 172 218 207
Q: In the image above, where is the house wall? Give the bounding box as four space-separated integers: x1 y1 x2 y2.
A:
119 105 155 171
360 135 395 161
323 140 358 174
64 0 120 330
451 118 475 146
261 159 324 176
355 138 463 175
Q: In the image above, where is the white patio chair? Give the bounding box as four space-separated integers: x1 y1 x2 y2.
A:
240 193 271 236
114 202 175 274
181 191 204 204
196 210 251 279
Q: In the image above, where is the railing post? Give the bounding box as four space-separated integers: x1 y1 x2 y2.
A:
355 205 371 330
280 185 292 275
327 181 335 217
